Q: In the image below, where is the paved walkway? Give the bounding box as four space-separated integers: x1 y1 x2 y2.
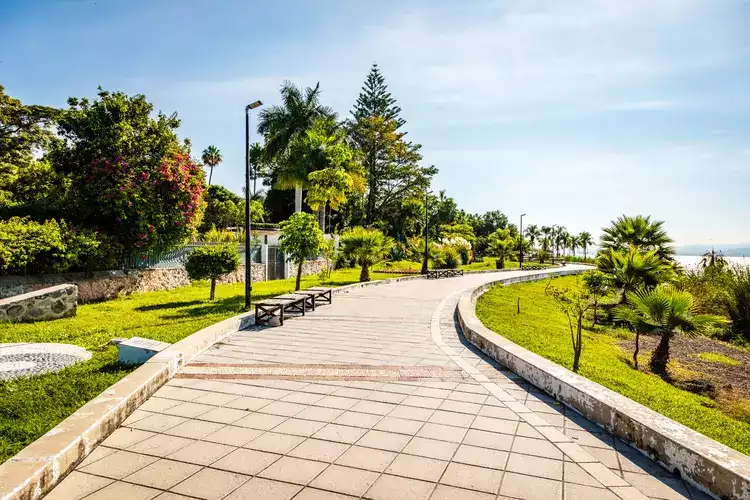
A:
47 267 710 500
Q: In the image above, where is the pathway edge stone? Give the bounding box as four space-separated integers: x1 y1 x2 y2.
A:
455 271 750 500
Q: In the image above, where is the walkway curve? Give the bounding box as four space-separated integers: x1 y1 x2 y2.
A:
46 266 710 500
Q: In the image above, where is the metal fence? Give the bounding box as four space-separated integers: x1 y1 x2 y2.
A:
120 243 262 270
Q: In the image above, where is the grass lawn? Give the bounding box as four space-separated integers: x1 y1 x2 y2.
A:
476 276 750 455
460 257 553 271
0 268 407 463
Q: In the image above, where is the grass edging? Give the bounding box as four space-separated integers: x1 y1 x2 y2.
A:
0 273 436 500
456 272 750 500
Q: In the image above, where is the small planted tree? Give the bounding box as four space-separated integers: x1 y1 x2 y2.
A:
340 227 392 282
582 270 611 325
545 279 593 372
278 212 326 290
185 245 240 300
487 228 515 269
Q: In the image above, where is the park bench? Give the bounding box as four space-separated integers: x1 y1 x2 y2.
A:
254 288 333 326
294 287 333 306
426 269 464 279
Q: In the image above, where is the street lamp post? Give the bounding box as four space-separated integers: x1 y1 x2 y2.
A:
421 190 432 274
245 100 263 310
519 213 526 270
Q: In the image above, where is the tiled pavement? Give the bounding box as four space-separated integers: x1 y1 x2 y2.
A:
46 268 712 500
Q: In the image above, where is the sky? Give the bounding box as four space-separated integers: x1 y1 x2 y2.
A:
1 0 749 247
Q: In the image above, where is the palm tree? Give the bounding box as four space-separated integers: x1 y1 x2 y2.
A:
340 227 392 282
257 81 335 213
615 285 724 373
538 237 552 264
700 247 727 269
579 231 594 260
247 142 269 197
201 145 222 186
568 234 578 257
554 227 568 258
598 247 672 300
525 224 540 249
601 215 674 261
487 228 515 269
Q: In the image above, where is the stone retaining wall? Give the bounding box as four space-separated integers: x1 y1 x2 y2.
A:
457 272 750 500
0 284 78 322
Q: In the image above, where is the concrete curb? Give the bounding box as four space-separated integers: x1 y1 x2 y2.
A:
456 272 750 500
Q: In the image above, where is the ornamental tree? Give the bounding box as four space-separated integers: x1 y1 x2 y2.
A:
278 212 326 290
340 227 392 282
185 244 240 300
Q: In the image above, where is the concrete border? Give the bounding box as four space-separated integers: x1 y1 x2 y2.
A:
456 272 750 500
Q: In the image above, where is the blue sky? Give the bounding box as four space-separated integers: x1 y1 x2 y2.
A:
1 0 749 246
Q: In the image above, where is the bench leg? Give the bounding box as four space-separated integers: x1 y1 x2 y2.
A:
279 306 284 326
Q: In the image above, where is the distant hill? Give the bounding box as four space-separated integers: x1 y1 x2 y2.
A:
675 244 750 257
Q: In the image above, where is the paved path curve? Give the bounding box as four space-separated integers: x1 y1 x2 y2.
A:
47 267 710 500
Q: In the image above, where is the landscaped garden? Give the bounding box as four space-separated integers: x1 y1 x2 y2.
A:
476 215 750 455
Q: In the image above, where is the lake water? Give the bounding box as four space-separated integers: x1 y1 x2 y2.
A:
674 255 750 268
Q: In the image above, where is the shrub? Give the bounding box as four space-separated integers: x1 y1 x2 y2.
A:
340 227 392 282
456 244 471 265
727 266 750 341
442 246 461 269
185 244 240 300
279 213 326 290
0 216 102 275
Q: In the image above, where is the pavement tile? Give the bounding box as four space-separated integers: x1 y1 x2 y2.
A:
429 484 494 500
413 387 452 399
583 445 621 469
335 445 397 471
365 474 436 500
367 391 409 404
192 391 240 406
138 397 181 413
565 483 619 500
374 416 424 435
281 391 326 405
622 472 691 499
440 462 504 494
351 400 397 415
224 396 274 411
505 453 562 480
233 412 287 430
470 415 517 435
273 417 327 437
403 436 459 460
462 429 514 451
170 467 249 500
333 410 383 428
289 438 350 462
315 395 360 410
357 429 412 452
333 387 373 399
163 402 215 418
428 410 475 428
295 405 345 422
125 459 202 490
44 471 113 500
259 456 329 485
417 422 467 443
452 444 508 470
166 440 235 465
212 447 281 475
101 428 155 449
314 423 369 444
294 487 358 499
85 482 160 500
447 391 486 404
402 395 444 409
385 453 448 482
580 462 629 487
198 406 250 424
310 464 380 496
128 414 187 433
610 486 652 500
564 462 603 487
127 434 195 457
258 400 308 417
499 471 563 500
244 431 305 453
224 477 301 500
164 419 225 439
512 436 563 460
78 445 117 467
515 422 545 439
389 405 435 421
556 442 598 463
203 424 263 446
79 450 158 479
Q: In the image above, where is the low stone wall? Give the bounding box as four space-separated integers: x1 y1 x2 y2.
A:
0 284 78 322
457 272 750 500
301 259 327 276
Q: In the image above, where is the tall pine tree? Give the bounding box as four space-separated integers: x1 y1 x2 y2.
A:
351 64 405 129
347 64 435 231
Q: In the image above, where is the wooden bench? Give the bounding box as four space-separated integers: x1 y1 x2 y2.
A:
426 269 465 279
255 295 307 326
295 287 333 306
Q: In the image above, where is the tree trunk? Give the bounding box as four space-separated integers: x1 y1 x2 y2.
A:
360 261 370 282
318 205 326 232
210 278 216 300
650 332 672 374
584 247 587 260
572 315 583 372
294 184 302 213
592 300 598 326
498 256 505 269
633 331 640 370
208 167 214 186
295 259 303 291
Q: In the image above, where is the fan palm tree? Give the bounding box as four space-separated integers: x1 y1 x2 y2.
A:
554 227 568 258
568 234 578 257
578 231 594 260
201 145 222 186
525 224 540 249
340 226 392 282
601 215 674 261
257 81 335 213
487 228 515 269
615 285 725 373
598 246 673 300
700 247 727 269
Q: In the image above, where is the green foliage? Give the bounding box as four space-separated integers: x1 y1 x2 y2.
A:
476 277 750 454
185 244 240 300
340 227 392 282
727 266 750 340
578 231 594 259
351 63 405 128
279 212 326 289
200 184 264 232
0 217 101 275
486 228 515 268
597 247 674 296
201 145 222 185
442 246 461 269
544 278 592 371
600 214 674 261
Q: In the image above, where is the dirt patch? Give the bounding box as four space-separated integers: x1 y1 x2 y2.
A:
620 335 750 399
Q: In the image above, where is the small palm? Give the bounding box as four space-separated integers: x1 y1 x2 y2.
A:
201 145 222 186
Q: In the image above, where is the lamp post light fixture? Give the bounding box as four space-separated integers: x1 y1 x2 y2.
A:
245 100 263 310
519 213 526 270
421 190 432 274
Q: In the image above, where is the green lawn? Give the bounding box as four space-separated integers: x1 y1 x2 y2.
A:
0 268 406 463
460 257 553 271
476 276 750 455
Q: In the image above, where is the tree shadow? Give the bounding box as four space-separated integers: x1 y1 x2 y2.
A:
134 300 203 312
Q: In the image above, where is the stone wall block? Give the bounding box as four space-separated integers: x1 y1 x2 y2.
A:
0 284 78 322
